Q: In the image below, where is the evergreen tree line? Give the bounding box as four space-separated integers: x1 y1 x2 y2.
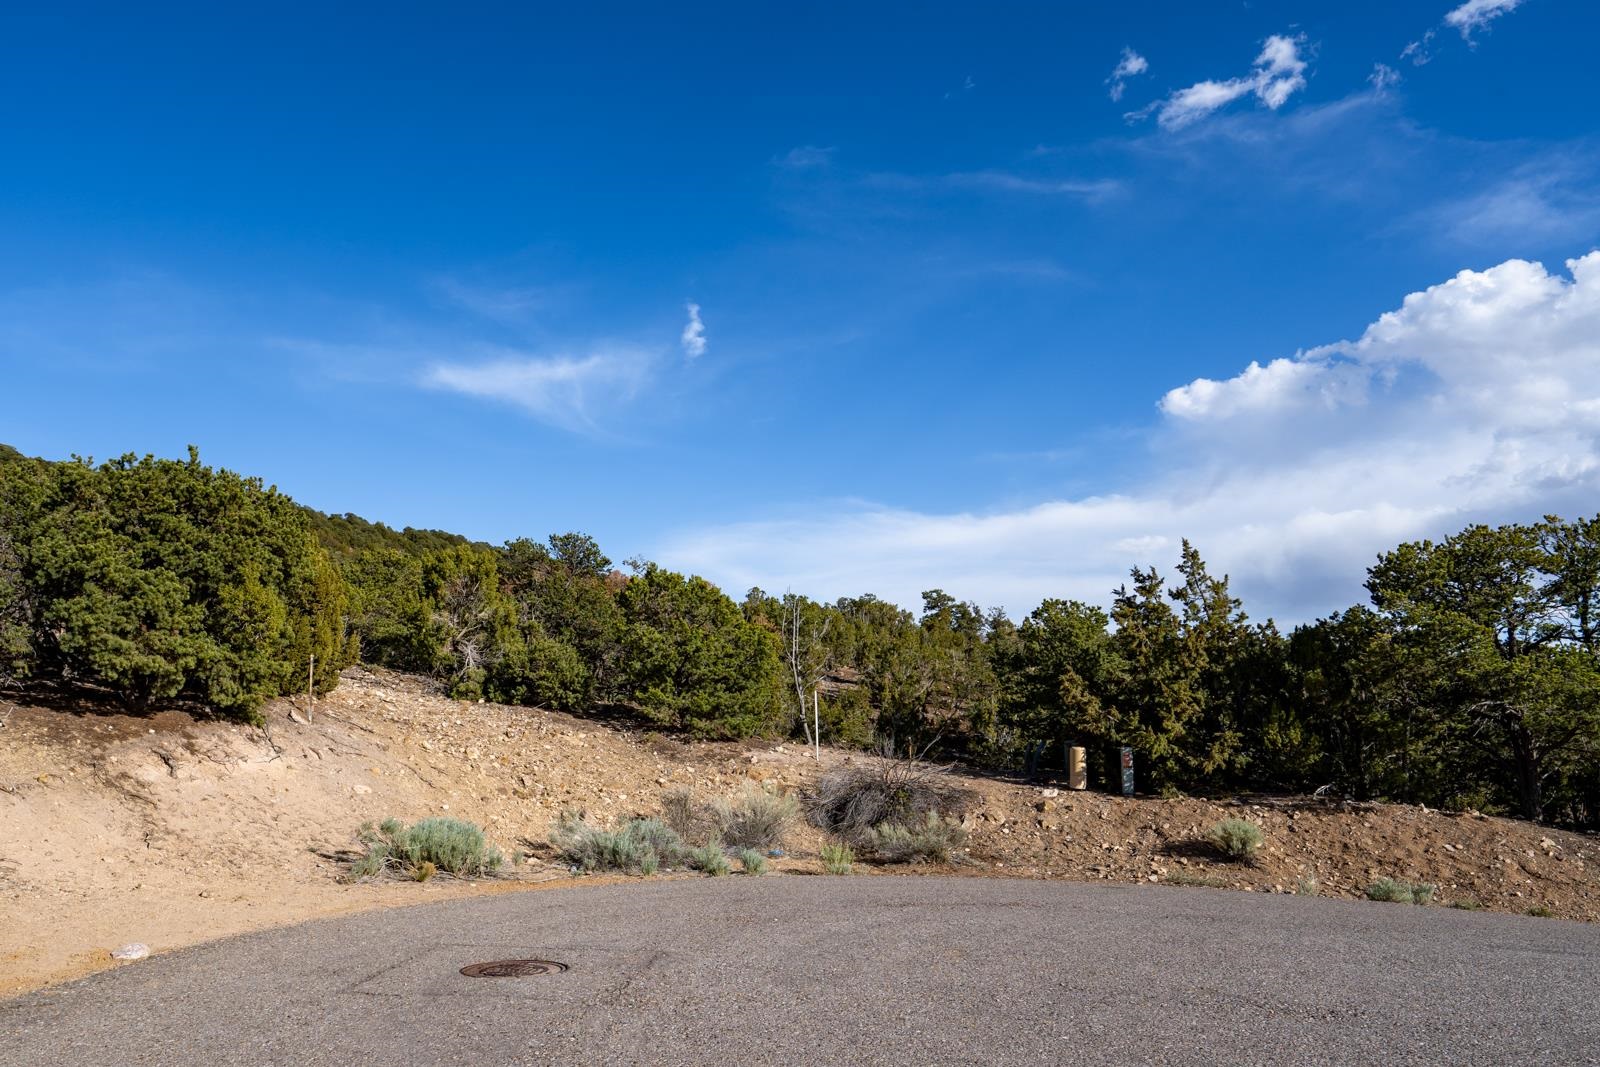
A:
2 446 1598 825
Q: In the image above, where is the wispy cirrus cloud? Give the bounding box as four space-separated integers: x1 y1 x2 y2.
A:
680 302 707 358
1132 34 1309 131
1403 149 1600 248
430 277 556 324
424 346 657 432
776 145 835 169
943 74 976 100
943 170 1123 200
1106 47 1149 102
860 169 1122 203
1401 31 1437 66
1368 63 1401 92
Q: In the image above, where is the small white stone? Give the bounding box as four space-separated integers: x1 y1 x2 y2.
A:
111 943 149 961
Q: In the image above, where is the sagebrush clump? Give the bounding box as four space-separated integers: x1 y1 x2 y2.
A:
1366 877 1412 903
660 786 711 842
1366 876 1435 904
662 786 798 852
1206 818 1264 863
711 788 799 850
550 812 691 874
866 811 968 864
349 817 504 880
551 811 745 877
690 843 731 876
736 848 768 875
820 843 855 875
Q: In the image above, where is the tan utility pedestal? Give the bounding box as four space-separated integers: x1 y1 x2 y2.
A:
1068 746 1088 790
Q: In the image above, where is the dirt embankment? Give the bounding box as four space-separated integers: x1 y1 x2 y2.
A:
2 668 1597 997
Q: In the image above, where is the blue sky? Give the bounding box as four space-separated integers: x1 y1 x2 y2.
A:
4 1 1599 623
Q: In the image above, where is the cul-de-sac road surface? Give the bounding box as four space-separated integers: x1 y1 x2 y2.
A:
3 877 1598 1066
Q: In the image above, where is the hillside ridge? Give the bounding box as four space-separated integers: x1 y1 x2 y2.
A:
3 670 1597 997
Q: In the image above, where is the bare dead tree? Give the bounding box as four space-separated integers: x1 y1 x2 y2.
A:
782 591 830 760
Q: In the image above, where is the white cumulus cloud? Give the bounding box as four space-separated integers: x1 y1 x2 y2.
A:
659 252 1600 624
1139 34 1309 131
681 302 707 358
1445 0 1527 39
1107 48 1150 102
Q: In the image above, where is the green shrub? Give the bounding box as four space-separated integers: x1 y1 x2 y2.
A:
690 844 731 876
1366 877 1413 903
1526 905 1555 918
0 449 352 721
736 848 768 875
1294 874 1321 896
1206 818 1264 863
866 811 968 864
350 817 504 880
550 812 690 874
1448 896 1483 911
820 843 854 875
711 788 798 851
816 686 875 749
1366 876 1433 904
615 565 788 738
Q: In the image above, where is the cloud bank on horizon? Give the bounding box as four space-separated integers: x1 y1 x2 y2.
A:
660 251 1600 624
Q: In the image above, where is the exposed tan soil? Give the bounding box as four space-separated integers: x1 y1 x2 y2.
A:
3 668 1597 998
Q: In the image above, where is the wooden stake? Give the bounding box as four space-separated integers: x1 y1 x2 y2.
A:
307 653 315 724
813 687 820 762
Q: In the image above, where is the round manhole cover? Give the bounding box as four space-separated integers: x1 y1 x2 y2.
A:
459 959 569 978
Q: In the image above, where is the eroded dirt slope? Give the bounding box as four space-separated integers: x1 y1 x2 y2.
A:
2 668 1597 997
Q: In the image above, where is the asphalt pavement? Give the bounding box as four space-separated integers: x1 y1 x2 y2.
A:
4 876 1598 1066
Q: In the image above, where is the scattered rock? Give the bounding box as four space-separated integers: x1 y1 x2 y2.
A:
110 943 149 961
